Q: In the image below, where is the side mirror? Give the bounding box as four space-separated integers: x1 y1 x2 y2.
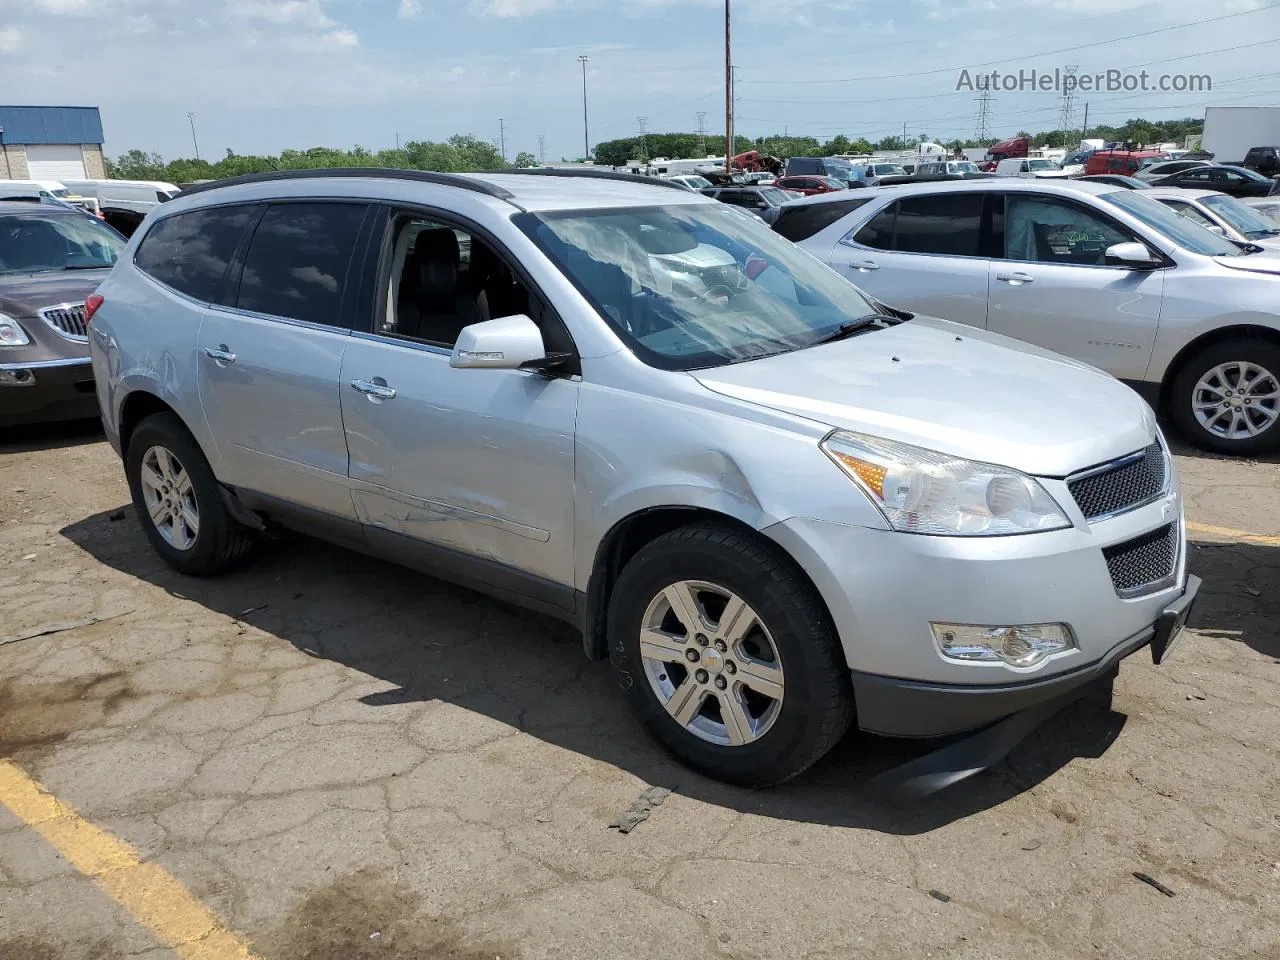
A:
450 315 547 370
1104 241 1162 269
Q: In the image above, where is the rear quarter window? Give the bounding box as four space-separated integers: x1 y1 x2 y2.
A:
134 204 260 302
772 197 872 241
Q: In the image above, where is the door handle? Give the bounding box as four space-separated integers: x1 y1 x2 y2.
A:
847 260 880 271
203 345 236 364
996 272 1035 284
349 378 397 401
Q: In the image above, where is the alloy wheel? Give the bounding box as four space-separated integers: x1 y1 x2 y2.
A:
138 445 200 551
1192 361 1280 441
639 580 785 747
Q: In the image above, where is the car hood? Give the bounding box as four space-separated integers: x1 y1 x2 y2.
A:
0 269 108 317
1212 251 1280 275
1030 170 1072 179
693 316 1156 477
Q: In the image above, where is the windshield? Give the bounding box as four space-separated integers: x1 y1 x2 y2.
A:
1105 189 1245 256
0 213 123 274
760 188 795 205
517 203 881 371
873 164 906 175
1224 165 1270 183
681 176 712 189
1027 159 1060 171
823 160 854 180
951 162 978 173
1202 194 1280 239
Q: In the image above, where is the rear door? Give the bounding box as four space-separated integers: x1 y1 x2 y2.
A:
198 200 373 520
825 191 993 328
986 192 1163 379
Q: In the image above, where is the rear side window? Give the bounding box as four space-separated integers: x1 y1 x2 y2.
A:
772 197 872 241
235 202 368 327
894 194 984 256
134 204 259 302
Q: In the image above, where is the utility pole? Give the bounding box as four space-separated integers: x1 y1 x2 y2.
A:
537 134 546 165
724 0 733 172
902 121 907 148
637 116 649 162
696 111 707 156
186 112 201 161
499 118 506 163
395 132 400 150
1081 102 1089 141
578 55 591 161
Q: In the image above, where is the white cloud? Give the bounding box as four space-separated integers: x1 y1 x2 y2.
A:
0 24 18 53
228 0 335 29
398 0 421 17
286 25 359 50
468 0 561 17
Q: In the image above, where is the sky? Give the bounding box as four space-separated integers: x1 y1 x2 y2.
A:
0 0 1277 163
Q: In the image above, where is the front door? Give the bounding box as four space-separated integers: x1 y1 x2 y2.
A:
198 200 371 519
825 192 992 329
986 193 1163 380
339 211 579 610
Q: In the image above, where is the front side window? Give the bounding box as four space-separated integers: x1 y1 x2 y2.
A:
893 194 985 256
0 212 123 275
134 205 259 300
852 204 897 249
1160 199 1217 230
380 215 533 348
235 202 367 327
1005 195 1134 265
517 203 880 371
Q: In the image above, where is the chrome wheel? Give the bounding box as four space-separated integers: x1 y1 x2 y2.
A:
1193 361 1280 440
138 445 199 551
639 580 785 747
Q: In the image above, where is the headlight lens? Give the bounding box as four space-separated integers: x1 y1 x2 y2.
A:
0 314 30 347
821 430 1070 536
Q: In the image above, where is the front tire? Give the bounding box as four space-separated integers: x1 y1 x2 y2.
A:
1171 339 1280 455
607 524 854 787
125 413 254 576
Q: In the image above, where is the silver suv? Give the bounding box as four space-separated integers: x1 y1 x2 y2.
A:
786 179 1280 455
88 169 1198 786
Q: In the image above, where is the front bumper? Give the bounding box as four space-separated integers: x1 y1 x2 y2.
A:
0 357 98 427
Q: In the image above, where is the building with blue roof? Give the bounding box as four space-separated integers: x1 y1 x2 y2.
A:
0 106 105 182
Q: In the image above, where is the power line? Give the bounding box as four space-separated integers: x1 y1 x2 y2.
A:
738 4 1279 85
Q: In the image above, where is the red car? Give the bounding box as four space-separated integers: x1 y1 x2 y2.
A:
1084 149 1166 177
774 175 846 196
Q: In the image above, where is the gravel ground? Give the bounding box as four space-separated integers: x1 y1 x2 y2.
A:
1 421 1278 960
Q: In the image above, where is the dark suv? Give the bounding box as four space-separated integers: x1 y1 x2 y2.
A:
0 200 124 426
1242 146 1280 176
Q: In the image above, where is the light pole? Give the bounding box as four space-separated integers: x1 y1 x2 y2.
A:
186 112 201 161
578 55 590 161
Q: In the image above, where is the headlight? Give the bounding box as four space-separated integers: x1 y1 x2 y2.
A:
931 622 1076 667
820 430 1070 536
0 314 30 347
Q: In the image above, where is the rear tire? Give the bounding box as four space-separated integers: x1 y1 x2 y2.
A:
125 413 254 576
1171 339 1280 455
607 524 854 787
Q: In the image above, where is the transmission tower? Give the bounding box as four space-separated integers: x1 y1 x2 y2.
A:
696 111 708 156
537 134 546 164
637 116 649 161
973 89 993 141
1058 65 1079 134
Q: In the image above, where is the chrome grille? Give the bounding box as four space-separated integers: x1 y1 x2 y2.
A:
1102 523 1177 597
39 303 89 342
1068 443 1166 521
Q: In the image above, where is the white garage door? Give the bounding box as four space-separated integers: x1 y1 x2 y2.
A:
25 144 87 181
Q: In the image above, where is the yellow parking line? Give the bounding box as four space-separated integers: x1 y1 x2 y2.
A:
0 759 262 960
1186 521 1280 547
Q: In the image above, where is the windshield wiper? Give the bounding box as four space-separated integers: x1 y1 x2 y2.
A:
812 313 899 346
64 262 114 270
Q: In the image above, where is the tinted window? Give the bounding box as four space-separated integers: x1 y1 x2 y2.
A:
1005 195 1133 265
894 194 984 256
135 205 259 302
236 202 367 326
772 197 872 241
0 212 123 275
852 205 896 249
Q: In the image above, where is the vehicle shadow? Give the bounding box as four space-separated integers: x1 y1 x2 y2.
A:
1187 537 1280 660
1 418 104 454
61 507 1131 834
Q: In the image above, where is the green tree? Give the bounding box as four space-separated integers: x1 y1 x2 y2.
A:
513 151 538 168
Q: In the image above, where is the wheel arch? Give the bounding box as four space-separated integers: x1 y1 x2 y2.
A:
118 390 183 460
579 505 833 661
1155 323 1280 413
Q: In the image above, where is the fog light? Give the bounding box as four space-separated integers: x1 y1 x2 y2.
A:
931 622 1076 668
0 368 35 387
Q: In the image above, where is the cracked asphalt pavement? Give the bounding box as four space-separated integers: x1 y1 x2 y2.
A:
1 422 1278 960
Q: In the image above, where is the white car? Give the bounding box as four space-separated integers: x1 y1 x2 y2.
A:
994 158 1071 179
1242 196 1280 225
1134 159 1214 183
664 174 713 191
785 179 1280 454
1145 187 1280 250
